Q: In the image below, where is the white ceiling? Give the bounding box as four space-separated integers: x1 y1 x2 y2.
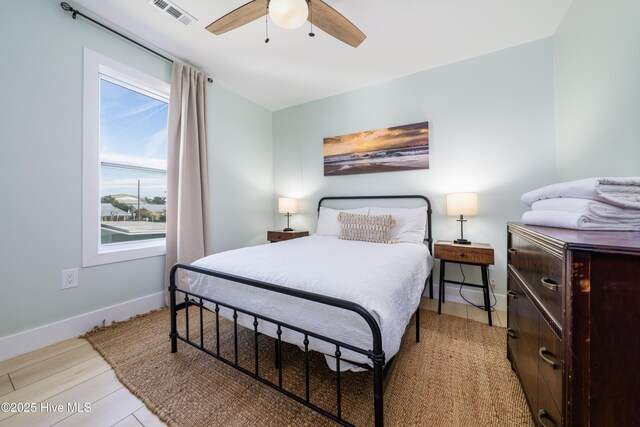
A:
69 0 573 111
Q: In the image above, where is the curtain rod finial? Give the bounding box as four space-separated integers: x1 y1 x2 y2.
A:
61 2 77 19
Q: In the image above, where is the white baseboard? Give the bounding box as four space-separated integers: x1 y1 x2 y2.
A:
425 285 506 311
0 292 165 362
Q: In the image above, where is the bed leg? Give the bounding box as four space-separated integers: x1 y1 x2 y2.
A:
274 338 281 369
169 281 178 353
372 354 385 427
415 309 420 343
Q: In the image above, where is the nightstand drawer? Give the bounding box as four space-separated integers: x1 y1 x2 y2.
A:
267 231 309 242
267 231 289 242
434 243 494 265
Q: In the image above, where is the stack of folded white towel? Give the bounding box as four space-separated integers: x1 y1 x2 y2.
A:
521 177 640 231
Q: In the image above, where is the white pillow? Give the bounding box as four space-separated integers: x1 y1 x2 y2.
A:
368 206 427 244
316 207 369 237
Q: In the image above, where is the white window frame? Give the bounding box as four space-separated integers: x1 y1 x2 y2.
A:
82 48 170 267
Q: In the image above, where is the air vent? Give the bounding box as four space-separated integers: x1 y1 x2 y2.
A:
153 0 169 9
149 0 197 26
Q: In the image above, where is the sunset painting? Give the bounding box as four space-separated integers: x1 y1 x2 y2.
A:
323 122 429 176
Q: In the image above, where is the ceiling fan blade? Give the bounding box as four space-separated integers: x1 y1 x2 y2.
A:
309 0 366 47
206 0 268 35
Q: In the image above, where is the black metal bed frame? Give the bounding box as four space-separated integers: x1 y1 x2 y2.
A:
169 195 433 426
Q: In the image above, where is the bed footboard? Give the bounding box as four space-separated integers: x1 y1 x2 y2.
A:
169 263 387 427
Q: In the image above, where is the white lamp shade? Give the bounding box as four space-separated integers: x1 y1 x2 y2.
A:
269 0 309 29
446 192 478 216
278 197 298 214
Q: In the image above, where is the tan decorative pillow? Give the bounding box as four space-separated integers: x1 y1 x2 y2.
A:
337 212 398 244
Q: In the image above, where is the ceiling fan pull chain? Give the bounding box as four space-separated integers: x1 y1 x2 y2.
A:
308 0 315 37
265 0 270 43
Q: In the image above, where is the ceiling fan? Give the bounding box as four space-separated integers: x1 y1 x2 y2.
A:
206 0 366 48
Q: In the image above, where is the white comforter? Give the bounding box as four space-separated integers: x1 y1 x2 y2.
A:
188 235 432 370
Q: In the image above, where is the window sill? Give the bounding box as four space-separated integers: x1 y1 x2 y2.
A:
82 239 166 267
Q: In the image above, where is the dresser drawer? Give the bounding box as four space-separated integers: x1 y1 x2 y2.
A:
507 273 520 331
434 243 494 265
508 233 563 324
509 266 564 420
507 274 520 356
508 283 539 416
513 273 540 360
538 316 562 409
538 374 562 427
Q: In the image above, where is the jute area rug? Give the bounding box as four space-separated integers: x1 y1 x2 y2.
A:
84 307 533 426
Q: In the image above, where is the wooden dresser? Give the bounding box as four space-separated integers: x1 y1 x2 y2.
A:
507 223 640 426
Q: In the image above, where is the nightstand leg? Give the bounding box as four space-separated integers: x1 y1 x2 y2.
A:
415 308 420 342
441 261 446 304
429 274 433 299
438 260 445 315
481 266 492 326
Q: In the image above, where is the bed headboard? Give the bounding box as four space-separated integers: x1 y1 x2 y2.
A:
317 195 433 254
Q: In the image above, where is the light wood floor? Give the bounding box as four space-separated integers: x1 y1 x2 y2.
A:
420 297 508 327
0 300 505 427
0 338 164 427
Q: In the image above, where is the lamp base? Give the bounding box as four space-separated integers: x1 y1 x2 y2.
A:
283 227 294 232
453 238 471 245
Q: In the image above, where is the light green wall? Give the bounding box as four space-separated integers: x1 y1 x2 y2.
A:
208 84 273 253
0 0 272 338
554 0 640 180
272 39 558 297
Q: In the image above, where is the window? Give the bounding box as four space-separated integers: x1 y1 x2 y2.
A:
83 48 170 267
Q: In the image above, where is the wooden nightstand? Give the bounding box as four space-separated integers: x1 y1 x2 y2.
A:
434 240 495 325
267 230 309 243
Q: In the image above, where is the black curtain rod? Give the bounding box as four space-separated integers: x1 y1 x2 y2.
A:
60 2 213 83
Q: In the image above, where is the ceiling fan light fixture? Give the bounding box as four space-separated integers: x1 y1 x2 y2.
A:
269 0 309 30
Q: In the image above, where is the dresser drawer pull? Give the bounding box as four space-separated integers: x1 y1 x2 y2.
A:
508 248 518 255
540 277 559 292
506 328 517 338
537 409 554 427
507 290 517 298
538 347 557 369
459 253 465 257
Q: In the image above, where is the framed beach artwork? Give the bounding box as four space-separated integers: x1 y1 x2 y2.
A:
323 121 429 176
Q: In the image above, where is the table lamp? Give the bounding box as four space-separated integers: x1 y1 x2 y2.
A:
446 192 478 245
278 197 298 231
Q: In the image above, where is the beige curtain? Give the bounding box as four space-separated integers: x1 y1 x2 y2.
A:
164 62 212 304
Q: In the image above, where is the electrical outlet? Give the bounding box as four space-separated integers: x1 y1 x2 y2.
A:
61 268 78 289
490 278 496 288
